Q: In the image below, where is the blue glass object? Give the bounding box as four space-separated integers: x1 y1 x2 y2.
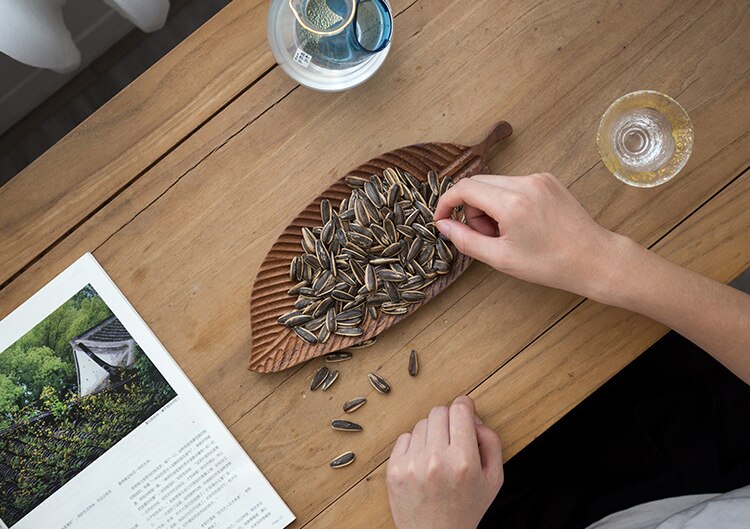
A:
268 0 393 91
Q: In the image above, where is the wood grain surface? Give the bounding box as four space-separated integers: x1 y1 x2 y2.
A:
0 1 748 528
249 122 512 372
0 0 276 287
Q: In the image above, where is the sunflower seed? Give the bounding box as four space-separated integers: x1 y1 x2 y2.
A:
370 257 400 265
294 326 318 344
321 220 335 245
345 175 369 187
310 366 330 390
396 224 417 238
318 325 331 344
436 237 453 262
406 236 423 262
342 296 366 310
336 308 363 322
334 326 364 337
404 209 421 226
331 290 355 302
366 292 389 305
312 270 331 291
413 223 436 241
349 338 377 349
381 304 408 315
321 369 339 391
326 309 337 333
401 290 426 303
304 316 326 332
343 397 367 413
382 242 402 257
285 313 313 327
293 298 314 312
330 451 356 468
378 269 407 282
278 310 300 325
288 280 308 296
354 199 370 227
332 419 362 432
325 352 353 363
408 349 419 376
368 372 391 393
440 175 453 195
387 184 400 208
340 208 356 221
383 167 399 185
434 259 451 274
384 282 399 303
289 256 300 282
364 182 384 208
428 170 439 196
364 264 378 292
320 199 332 224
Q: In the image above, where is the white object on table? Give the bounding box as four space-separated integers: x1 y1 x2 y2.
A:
0 0 80 73
0 0 170 73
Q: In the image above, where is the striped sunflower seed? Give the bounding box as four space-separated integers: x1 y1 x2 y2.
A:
321 369 339 391
343 397 367 413
310 366 329 390
408 349 419 376
349 338 377 349
368 372 391 394
331 419 362 431
325 352 353 363
330 451 356 468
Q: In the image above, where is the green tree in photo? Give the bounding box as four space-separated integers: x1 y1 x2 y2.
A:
0 374 24 419
0 284 113 427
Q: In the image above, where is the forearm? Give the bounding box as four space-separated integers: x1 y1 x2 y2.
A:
589 234 750 384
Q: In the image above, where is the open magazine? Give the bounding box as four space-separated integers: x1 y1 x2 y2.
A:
0 254 295 529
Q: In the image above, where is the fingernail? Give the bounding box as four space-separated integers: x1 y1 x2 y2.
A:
474 415 483 425
436 219 450 238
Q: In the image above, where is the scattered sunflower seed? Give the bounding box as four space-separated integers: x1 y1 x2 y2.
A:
349 338 377 349
408 349 419 376
343 397 367 413
331 419 363 432
310 366 330 391
330 451 356 468
321 369 339 391
368 372 391 394
325 352 353 363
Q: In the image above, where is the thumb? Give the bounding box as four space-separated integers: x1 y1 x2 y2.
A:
436 219 498 265
475 423 504 487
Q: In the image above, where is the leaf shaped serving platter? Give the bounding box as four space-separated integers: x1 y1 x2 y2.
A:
249 121 513 372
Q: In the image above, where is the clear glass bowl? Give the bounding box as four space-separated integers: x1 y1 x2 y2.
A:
597 90 694 188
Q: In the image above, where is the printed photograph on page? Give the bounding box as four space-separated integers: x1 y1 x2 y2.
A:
0 284 176 527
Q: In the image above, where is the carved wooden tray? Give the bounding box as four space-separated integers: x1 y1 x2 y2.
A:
249 121 513 372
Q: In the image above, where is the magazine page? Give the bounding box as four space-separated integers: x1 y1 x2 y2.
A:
0 254 295 529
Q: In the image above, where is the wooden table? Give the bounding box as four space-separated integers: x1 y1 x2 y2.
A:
2 0 749 527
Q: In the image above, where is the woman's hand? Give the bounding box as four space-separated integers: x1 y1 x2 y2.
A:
385 396 504 529
434 172 750 384
433 173 629 302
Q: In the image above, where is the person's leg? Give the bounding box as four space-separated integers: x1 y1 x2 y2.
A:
480 332 750 529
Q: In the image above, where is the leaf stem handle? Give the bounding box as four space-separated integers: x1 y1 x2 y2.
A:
473 121 513 159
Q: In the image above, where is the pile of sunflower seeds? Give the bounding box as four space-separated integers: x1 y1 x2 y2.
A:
279 167 456 345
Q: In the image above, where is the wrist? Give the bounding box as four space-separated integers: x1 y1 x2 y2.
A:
583 231 646 307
